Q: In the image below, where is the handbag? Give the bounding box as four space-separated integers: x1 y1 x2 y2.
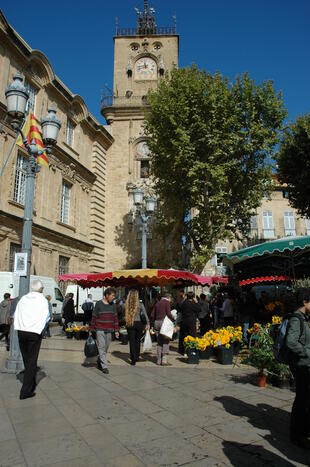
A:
84 335 98 358
139 304 147 325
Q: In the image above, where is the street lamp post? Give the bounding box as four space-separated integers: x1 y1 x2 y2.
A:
132 189 156 269
4 73 61 372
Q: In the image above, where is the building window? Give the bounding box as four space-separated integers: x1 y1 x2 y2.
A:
211 246 228 274
58 255 69 275
284 211 296 237
13 155 27 205
262 211 275 239
66 119 75 147
306 219 310 236
250 216 258 236
24 80 36 114
60 181 71 224
140 160 150 179
9 243 21 272
58 256 69 294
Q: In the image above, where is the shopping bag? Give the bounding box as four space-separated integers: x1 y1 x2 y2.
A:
159 315 174 339
143 330 153 352
84 335 98 358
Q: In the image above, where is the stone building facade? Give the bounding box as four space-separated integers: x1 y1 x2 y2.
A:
203 182 310 276
0 11 113 284
101 3 178 270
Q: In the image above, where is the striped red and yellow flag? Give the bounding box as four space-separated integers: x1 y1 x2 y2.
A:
16 111 49 167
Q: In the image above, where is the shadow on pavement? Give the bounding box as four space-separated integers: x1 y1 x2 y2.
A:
222 440 297 467
112 350 158 365
215 395 310 466
227 373 258 386
16 368 47 385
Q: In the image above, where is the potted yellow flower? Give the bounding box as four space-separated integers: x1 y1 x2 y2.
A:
72 324 81 340
184 336 200 364
199 331 215 359
65 327 73 339
214 328 234 365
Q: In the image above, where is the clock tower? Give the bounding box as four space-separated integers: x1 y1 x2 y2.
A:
101 0 179 270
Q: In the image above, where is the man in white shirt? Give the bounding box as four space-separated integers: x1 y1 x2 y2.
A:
14 280 49 400
222 293 234 326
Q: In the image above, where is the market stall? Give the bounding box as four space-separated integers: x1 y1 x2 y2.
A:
59 268 228 288
223 236 310 281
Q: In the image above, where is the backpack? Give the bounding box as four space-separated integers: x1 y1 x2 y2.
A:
82 301 94 313
273 313 304 364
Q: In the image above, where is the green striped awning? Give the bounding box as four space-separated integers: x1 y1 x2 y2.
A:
224 236 310 265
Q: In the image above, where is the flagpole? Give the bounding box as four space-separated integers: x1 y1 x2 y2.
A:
0 122 23 179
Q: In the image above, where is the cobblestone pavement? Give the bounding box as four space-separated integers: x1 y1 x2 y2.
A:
0 329 309 467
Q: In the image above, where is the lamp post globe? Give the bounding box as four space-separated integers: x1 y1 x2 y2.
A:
5 72 29 120
41 107 61 147
133 189 144 206
145 197 156 214
130 190 157 269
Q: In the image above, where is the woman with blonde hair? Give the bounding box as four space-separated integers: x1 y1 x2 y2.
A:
125 289 149 365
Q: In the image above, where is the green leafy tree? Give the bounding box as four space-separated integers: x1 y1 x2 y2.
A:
144 66 286 270
277 114 310 218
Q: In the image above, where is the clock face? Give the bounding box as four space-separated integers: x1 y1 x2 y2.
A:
136 141 151 159
135 57 157 80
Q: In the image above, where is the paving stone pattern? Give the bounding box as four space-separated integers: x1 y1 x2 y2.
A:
0 334 309 466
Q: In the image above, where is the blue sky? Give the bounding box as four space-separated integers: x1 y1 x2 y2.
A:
1 0 309 124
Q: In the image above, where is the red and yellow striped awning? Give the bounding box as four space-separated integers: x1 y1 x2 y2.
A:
59 269 228 288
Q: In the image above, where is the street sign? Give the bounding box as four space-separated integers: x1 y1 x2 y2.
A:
14 252 27 276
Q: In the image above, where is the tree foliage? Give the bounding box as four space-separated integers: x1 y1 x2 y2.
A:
144 66 286 270
277 114 310 218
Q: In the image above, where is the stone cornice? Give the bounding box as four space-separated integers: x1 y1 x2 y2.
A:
49 146 96 188
0 210 94 251
0 9 113 147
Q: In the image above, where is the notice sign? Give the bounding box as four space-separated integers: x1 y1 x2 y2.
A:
14 252 27 276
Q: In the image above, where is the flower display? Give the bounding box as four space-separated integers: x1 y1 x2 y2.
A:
184 335 199 350
265 301 283 313
184 326 243 351
272 315 282 325
65 324 89 332
247 323 262 335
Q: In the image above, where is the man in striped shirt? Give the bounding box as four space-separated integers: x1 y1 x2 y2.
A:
90 287 119 374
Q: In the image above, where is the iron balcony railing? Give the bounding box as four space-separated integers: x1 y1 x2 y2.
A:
101 95 149 110
116 26 177 36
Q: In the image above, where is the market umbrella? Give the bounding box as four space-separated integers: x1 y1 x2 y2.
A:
224 236 310 264
223 236 310 280
59 269 228 288
238 275 290 287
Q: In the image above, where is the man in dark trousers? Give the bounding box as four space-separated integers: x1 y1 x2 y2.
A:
90 287 119 374
286 290 310 450
0 293 11 345
198 293 210 336
179 291 201 355
152 292 174 365
62 293 75 331
82 294 94 325
14 280 49 400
